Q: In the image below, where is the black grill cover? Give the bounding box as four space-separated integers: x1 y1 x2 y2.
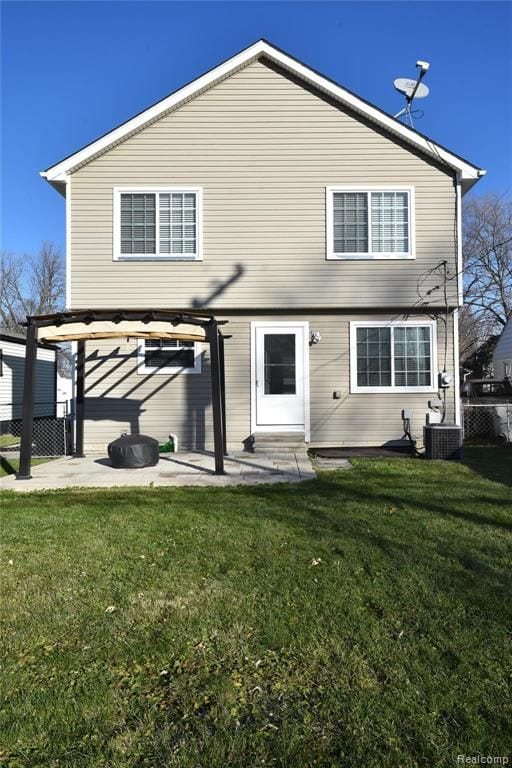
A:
108 433 159 469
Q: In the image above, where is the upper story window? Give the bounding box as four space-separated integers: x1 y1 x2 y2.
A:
113 187 202 261
349 321 436 393
138 338 201 374
326 187 415 260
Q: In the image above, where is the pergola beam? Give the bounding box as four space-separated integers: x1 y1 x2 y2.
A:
27 309 228 330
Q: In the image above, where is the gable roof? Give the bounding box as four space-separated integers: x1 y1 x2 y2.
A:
41 39 485 192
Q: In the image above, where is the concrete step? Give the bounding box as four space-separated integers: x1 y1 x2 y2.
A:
250 432 306 454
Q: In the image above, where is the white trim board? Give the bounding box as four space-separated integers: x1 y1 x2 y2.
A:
453 309 461 426
41 40 484 190
250 321 310 442
65 173 71 308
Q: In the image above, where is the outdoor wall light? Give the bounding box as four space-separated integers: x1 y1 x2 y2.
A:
310 331 322 345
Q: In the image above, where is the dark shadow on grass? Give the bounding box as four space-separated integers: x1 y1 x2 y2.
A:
229 470 512 624
462 445 512 487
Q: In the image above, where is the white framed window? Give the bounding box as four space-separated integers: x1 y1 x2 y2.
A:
349 321 437 393
113 187 202 261
138 339 202 374
326 186 415 259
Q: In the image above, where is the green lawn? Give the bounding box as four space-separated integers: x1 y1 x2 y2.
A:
0 434 20 450
1 447 511 768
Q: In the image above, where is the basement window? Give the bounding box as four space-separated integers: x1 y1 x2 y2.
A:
138 339 202 374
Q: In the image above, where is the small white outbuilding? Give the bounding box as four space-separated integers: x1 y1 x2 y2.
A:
0 328 58 421
493 317 512 379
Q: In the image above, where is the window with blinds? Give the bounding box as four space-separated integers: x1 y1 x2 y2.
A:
350 323 435 391
328 188 413 258
115 188 201 259
139 339 201 374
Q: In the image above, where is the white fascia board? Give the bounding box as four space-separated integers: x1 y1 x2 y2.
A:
40 39 484 183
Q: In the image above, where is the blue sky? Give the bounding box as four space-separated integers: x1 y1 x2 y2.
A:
1 1 511 255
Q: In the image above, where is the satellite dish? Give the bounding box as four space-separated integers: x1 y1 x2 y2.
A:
394 78 429 99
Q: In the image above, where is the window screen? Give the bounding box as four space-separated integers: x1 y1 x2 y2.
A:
120 194 156 254
356 327 391 387
333 192 368 254
393 326 431 386
159 193 197 255
371 192 409 253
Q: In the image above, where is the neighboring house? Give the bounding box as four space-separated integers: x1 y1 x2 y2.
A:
40 40 485 452
493 317 512 379
0 328 57 421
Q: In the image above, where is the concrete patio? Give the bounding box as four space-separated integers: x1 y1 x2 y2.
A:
1 451 316 491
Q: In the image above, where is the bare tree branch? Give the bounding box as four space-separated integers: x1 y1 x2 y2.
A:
463 193 512 333
0 242 65 331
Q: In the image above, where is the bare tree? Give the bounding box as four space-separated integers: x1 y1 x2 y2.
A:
1 242 71 377
463 194 512 333
0 241 65 331
458 304 480 364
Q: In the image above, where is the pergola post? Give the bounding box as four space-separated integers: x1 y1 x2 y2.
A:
75 340 86 457
17 322 38 480
207 322 225 474
219 333 227 456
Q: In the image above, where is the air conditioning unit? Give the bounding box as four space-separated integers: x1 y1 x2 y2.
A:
424 423 463 460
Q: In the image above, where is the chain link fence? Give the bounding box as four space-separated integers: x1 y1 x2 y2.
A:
0 402 72 457
462 403 512 443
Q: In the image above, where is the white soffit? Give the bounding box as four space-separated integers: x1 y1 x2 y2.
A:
40 39 485 187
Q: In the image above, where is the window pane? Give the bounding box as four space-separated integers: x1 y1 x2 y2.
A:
264 334 296 394
120 194 156 254
392 326 431 387
144 339 195 369
333 193 368 253
356 326 391 387
371 192 409 253
159 193 196 255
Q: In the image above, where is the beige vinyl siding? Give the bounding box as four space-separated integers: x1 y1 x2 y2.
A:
82 311 455 452
70 58 458 310
0 340 56 420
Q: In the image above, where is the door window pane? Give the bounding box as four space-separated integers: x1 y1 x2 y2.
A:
264 334 296 394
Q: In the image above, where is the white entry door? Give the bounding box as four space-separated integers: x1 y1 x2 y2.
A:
253 323 308 431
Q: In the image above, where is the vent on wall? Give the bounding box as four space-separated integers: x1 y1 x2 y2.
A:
424 424 463 460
